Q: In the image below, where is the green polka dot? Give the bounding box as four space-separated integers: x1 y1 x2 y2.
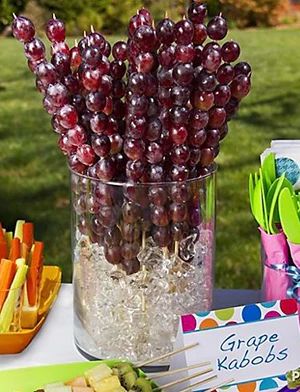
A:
215 307 235 321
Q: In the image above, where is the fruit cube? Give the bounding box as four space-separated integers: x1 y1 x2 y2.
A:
92 375 121 392
65 376 87 387
84 363 112 385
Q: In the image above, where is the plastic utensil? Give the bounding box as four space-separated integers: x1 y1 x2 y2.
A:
259 169 270 234
253 178 266 230
279 188 300 244
249 173 255 216
266 176 293 227
268 175 288 234
262 152 276 189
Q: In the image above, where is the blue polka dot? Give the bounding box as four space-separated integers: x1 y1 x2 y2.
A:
196 311 210 317
276 157 300 185
277 374 287 381
262 301 277 308
242 304 262 322
259 378 278 390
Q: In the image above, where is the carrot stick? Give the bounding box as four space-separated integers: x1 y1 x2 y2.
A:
9 238 21 263
0 241 7 260
0 259 16 311
27 242 44 306
22 222 34 249
0 224 5 242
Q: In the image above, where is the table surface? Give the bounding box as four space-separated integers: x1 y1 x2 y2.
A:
0 284 261 371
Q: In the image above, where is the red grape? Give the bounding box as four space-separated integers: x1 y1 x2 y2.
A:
148 164 165 182
124 138 145 160
171 86 190 106
46 18 65 42
90 112 108 134
12 16 35 43
189 148 202 166
104 227 122 246
47 83 69 108
192 90 214 111
225 98 240 120
221 41 240 63
133 25 157 52
217 63 235 84
170 144 190 164
104 245 122 264
169 106 190 125
189 109 209 129
112 41 128 61
176 44 196 63
156 18 175 45
207 15 228 40
51 114 66 134
122 258 141 275
57 104 78 129
128 94 149 116
158 46 176 68
98 75 113 96
109 134 123 154
51 42 70 56
24 38 45 61
69 154 87 174
214 85 231 107
175 19 194 45
151 205 169 227
152 226 171 247
202 48 221 73
85 92 106 112
148 186 168 206
193 24 208 45
83 46 102 67
92 135 111 157
70 46 82 68
200 147 214 166
121 242 139 260
67 125 87 146
146 142 164 164
158 87 172 108
173 63 194 86
169 203 188 223
126 116 146 139
82 68 101 91
103 41 111 57
36 62 57 86
88 32 106 51
122 201 141 223
209 107 226 127
158 68 174 88
51 52 70 76
77 144 96 166
189 128 206 147
135 52 154 73
170 125 188 145
188 2 207 23
170 164 189 181
220 123 229 140
128 72 147 95
126 160 145 181
234 62 252 76
58 134 77 155
146 118 162 141
95 157 117 181
196 70 217 91
231 75 251 100
110 60 126 79
205 129 220 147
43 96 56 115
128 13 150 37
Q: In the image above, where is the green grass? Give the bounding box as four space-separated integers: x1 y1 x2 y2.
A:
1 29 300 288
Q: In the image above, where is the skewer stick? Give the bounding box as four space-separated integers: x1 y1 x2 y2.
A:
150 362 211 379
13 13 17 19
205 378 235 392
90 25 95 33
83 30 87 37
165 10 169 19
137 343 199 367
178 375 218 392
74 39 78 47
52 13 56 20
153 367 213 391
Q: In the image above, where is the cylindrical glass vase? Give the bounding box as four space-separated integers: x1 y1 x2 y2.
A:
71 165 216 367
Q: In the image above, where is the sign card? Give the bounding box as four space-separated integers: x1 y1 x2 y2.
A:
177 299 300 391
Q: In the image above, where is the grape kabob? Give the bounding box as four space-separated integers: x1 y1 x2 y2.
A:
12 3 251 273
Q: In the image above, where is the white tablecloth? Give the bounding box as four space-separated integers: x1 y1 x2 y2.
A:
0 285 261 370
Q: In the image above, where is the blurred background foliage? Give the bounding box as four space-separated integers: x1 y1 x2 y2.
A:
0 0 296 35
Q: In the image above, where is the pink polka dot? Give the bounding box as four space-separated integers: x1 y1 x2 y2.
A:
226 321 237 326
264 311 280 319
280 299 298 315
181 315 196 332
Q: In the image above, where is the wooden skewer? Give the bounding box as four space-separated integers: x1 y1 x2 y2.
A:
205 378 235 392
12 13 17 19
178 374 218 392
90 25 95 33
137 343 199 368
153 367 213 391
165 10 169 19
52 13 56 20
150 361 211 379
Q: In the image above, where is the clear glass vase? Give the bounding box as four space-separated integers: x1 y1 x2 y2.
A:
71 165 216 368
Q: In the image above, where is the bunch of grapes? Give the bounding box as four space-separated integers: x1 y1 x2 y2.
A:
12 3 251 274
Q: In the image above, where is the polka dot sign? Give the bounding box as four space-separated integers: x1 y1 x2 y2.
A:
179 299 296 391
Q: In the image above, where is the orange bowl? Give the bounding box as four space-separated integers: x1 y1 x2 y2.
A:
0 265 61 354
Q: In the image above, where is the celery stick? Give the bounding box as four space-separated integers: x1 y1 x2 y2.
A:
0 264 28 332
5 232 12 249
14 220 25 241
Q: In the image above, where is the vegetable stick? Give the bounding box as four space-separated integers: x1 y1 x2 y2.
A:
0 241 8 260
5 232 13 251
9 238 21 263
14 220 25 241
0 224 5 242
27 241 44 306
22 222 34 249
0 263 28 332
0 259 16 311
